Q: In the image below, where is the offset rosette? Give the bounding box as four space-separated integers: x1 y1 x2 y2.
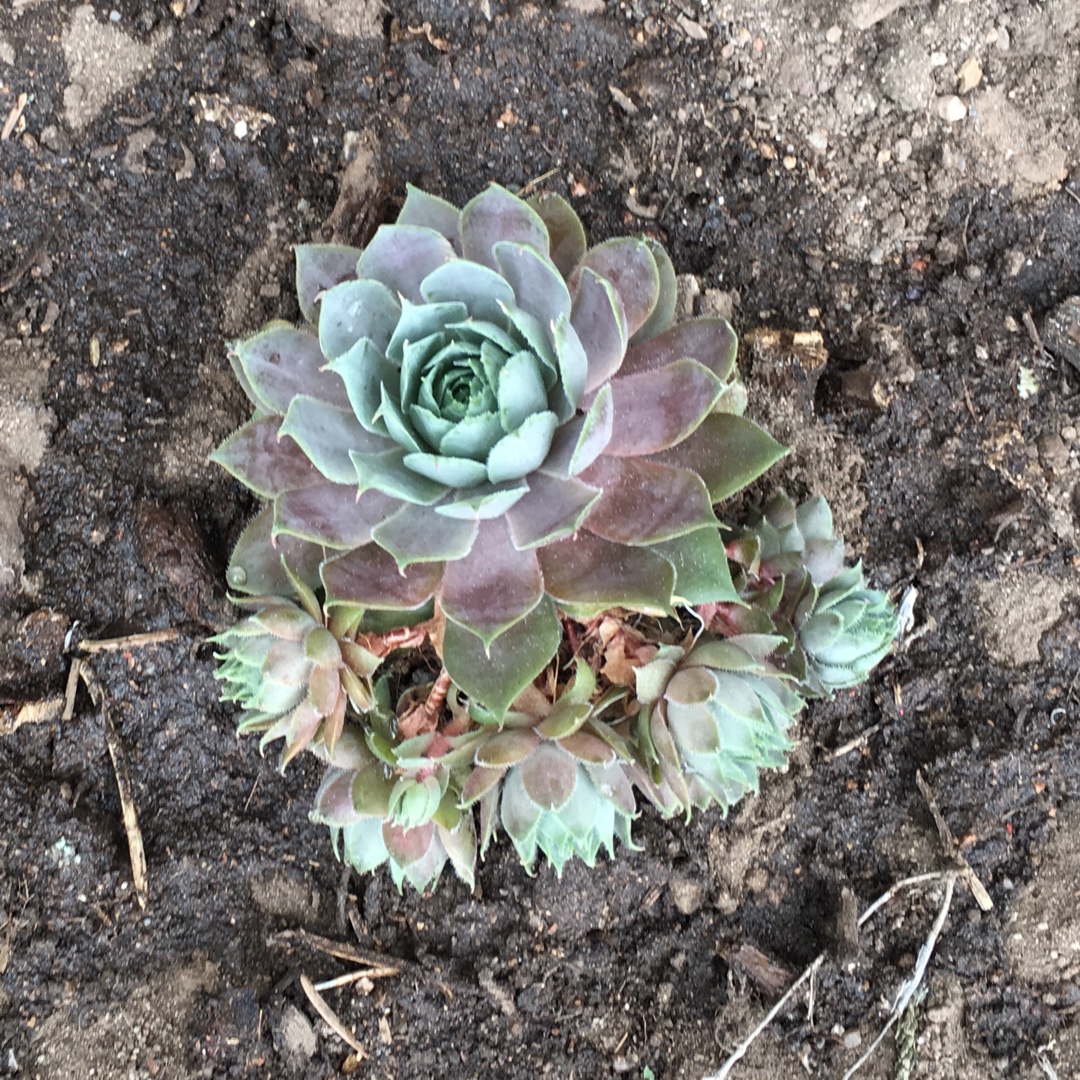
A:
730 491 899 697
310 723 478 893
212 184 784 716
457 663 637 875
211 589 380 767
629 636 804 817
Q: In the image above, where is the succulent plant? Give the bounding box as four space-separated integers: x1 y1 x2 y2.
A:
629 635 803 817
212 183 785 717
210 184 899 891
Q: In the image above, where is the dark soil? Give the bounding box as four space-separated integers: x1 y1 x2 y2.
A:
1 2 1078 1078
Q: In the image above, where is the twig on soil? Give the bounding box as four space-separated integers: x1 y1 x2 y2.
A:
77 629 180 653
841 872 956 1079
916 770 993 912
0 696 65 737
703 871 950 1080
78 662 149 909
518 168 558 197
827 721 883 761
1 92 28 141
299 972 366 1055
272 928 405 975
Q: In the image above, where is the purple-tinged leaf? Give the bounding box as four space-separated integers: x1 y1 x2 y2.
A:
227 507 323 596
397 185 462 252
500 770 543 846
358 224 455 302
573 238 659 337
212 417 321 497
630 238 677 344
651 414 788 503
273 484 400 549
305 626 343 668
228 351 264 414
318 279 401 361
527 192 586 277
322 545 443 612
505 472 600 549
577 457 718 545
460 764 507 807
570 268 628 394
442 596 561 719
308 664 342 718
295 244 362 324
235 323 350 415
494 242 571 326
383 820 436 867
586 759 637 817
476 729 541 768
253 604 316 640
559 730 616 765
460 184 549 270
313 767 363 826
372 503 479 567
520 742 577 810
280 396 390 484
619 318 738 382
540 384 613 479
537 532 674 615
439 518 543 646
603 359 723 456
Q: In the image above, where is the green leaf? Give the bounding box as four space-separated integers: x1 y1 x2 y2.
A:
328 338 401 436
226 507 323 597
386 299 467 363
551 314 588 410
538 532 674 616
280 396 389 484
527 192 586 277
460 184 549 270
420 259 515 322
475 729 541 767
497 350 548 432
351 447 448 505
486 410 559 484
358 224 455 302
435 482 529 520
439 411 505 460
654 414 789 503
402 451 490 487
318 279 401 361
494 241 572 327
630 238 677 344
397 185 462 251
294 244 362 324
442 596 562 720
650 527 740 605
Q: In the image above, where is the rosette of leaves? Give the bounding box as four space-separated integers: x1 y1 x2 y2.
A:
730 491 898 697
457 662 637 874
211 574 380 766
310 711 478 892
211 183 785 717
629 635 804 817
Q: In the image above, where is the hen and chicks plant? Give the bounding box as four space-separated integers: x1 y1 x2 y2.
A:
211 183 898 891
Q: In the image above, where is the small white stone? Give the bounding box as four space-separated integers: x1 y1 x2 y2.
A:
109 9 121 20
234 118 249 139
825 24 842 43
806 129 828 154
930 51 948 67
936 95 967 122
895 137 913 162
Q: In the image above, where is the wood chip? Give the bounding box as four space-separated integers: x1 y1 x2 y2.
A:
0 696 65 737
608 85 638 116
1 92 29 142
77 629 179 653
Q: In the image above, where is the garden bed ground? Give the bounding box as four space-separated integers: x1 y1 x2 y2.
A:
1 1 1078 1077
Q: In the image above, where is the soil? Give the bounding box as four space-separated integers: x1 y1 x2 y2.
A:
1 1 1078 1079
